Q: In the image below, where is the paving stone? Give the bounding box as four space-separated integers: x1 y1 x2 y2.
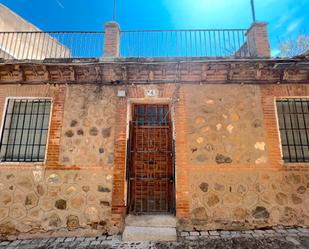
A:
286 236 301 245
55 238 65 243
252 233 264 238
240 234 253 238
85 237 96 242
189 232 200 236
91 240 101 245
1 227 308 248
9 240 21 246
185 236 198 240
180 232 189 237
221 234 233 238
79 241 90 246
0 241 10 246
297 228 309 233
65 237 76 242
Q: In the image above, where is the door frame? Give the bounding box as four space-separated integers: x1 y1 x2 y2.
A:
125 99 176 215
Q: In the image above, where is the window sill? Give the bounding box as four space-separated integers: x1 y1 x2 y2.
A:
283 162 309 167
0 161 45 166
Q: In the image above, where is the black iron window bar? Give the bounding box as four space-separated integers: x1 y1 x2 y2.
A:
276 98 309 163
0 99 52 162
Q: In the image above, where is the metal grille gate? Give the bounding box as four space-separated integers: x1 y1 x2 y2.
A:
127 104 175 214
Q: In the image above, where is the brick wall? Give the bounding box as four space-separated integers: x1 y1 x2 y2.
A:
246 23 271 58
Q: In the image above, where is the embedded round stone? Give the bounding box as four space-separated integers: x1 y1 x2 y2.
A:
65 130 74 137
49 214 61 227
77 129 84 136
70 120 78 127
100 201 110 207
199 182 209 192
102 127 112 138
206 193 220 207
252 206 269 219
97 186 111 192
82 186 90 192
297 186 306 194
47 174 61 185
55 199 67 210
214 183 225 192
215 154 232 164
196 154 208 162
85 207 99 222
275 192 288 205
67 215 79 230
90 127 99 136
25 192 38 207
36 185 45 196
233 207 248 220
191 207 208 220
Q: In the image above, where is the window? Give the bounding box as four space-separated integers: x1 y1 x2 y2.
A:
276 98 309 163
134 104 169 126
0 99 52 162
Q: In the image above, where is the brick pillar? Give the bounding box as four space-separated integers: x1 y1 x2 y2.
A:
103 22 120 58
246 22 271 58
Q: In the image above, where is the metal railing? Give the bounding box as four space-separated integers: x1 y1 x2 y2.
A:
120 29 251 57
0 29 252 60
0 31 105 60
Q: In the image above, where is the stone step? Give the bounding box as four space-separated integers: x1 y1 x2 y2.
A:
122 226 177 242
125 215 177 228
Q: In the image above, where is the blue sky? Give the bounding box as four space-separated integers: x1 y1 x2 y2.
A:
1 0 308 56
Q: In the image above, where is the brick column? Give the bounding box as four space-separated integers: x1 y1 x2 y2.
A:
246 22 271 58
103 22 120 58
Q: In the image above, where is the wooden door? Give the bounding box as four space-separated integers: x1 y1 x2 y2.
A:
127 104 174 214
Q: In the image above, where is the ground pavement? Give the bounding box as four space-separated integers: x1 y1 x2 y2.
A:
1 227 309 249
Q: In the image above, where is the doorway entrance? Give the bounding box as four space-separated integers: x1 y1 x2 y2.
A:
127 104 175 214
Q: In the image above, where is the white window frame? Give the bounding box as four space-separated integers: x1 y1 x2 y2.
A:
0 97 53 165
274 96 309 165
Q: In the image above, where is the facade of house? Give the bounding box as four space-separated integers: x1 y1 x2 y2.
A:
0 13 309 240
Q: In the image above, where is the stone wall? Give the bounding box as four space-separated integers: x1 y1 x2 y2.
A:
0 169 113 240
186 85 268 166
0 84 116 240
186 171 309 231
0 80 309 239
182 84 309 231
59 85 116 167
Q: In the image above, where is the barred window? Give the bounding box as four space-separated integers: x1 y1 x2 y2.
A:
276 98 309 163
0 99 52 162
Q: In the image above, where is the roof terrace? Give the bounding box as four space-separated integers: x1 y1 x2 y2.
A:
0 22 270 60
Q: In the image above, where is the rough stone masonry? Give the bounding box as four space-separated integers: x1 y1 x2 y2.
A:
0 57 308 240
